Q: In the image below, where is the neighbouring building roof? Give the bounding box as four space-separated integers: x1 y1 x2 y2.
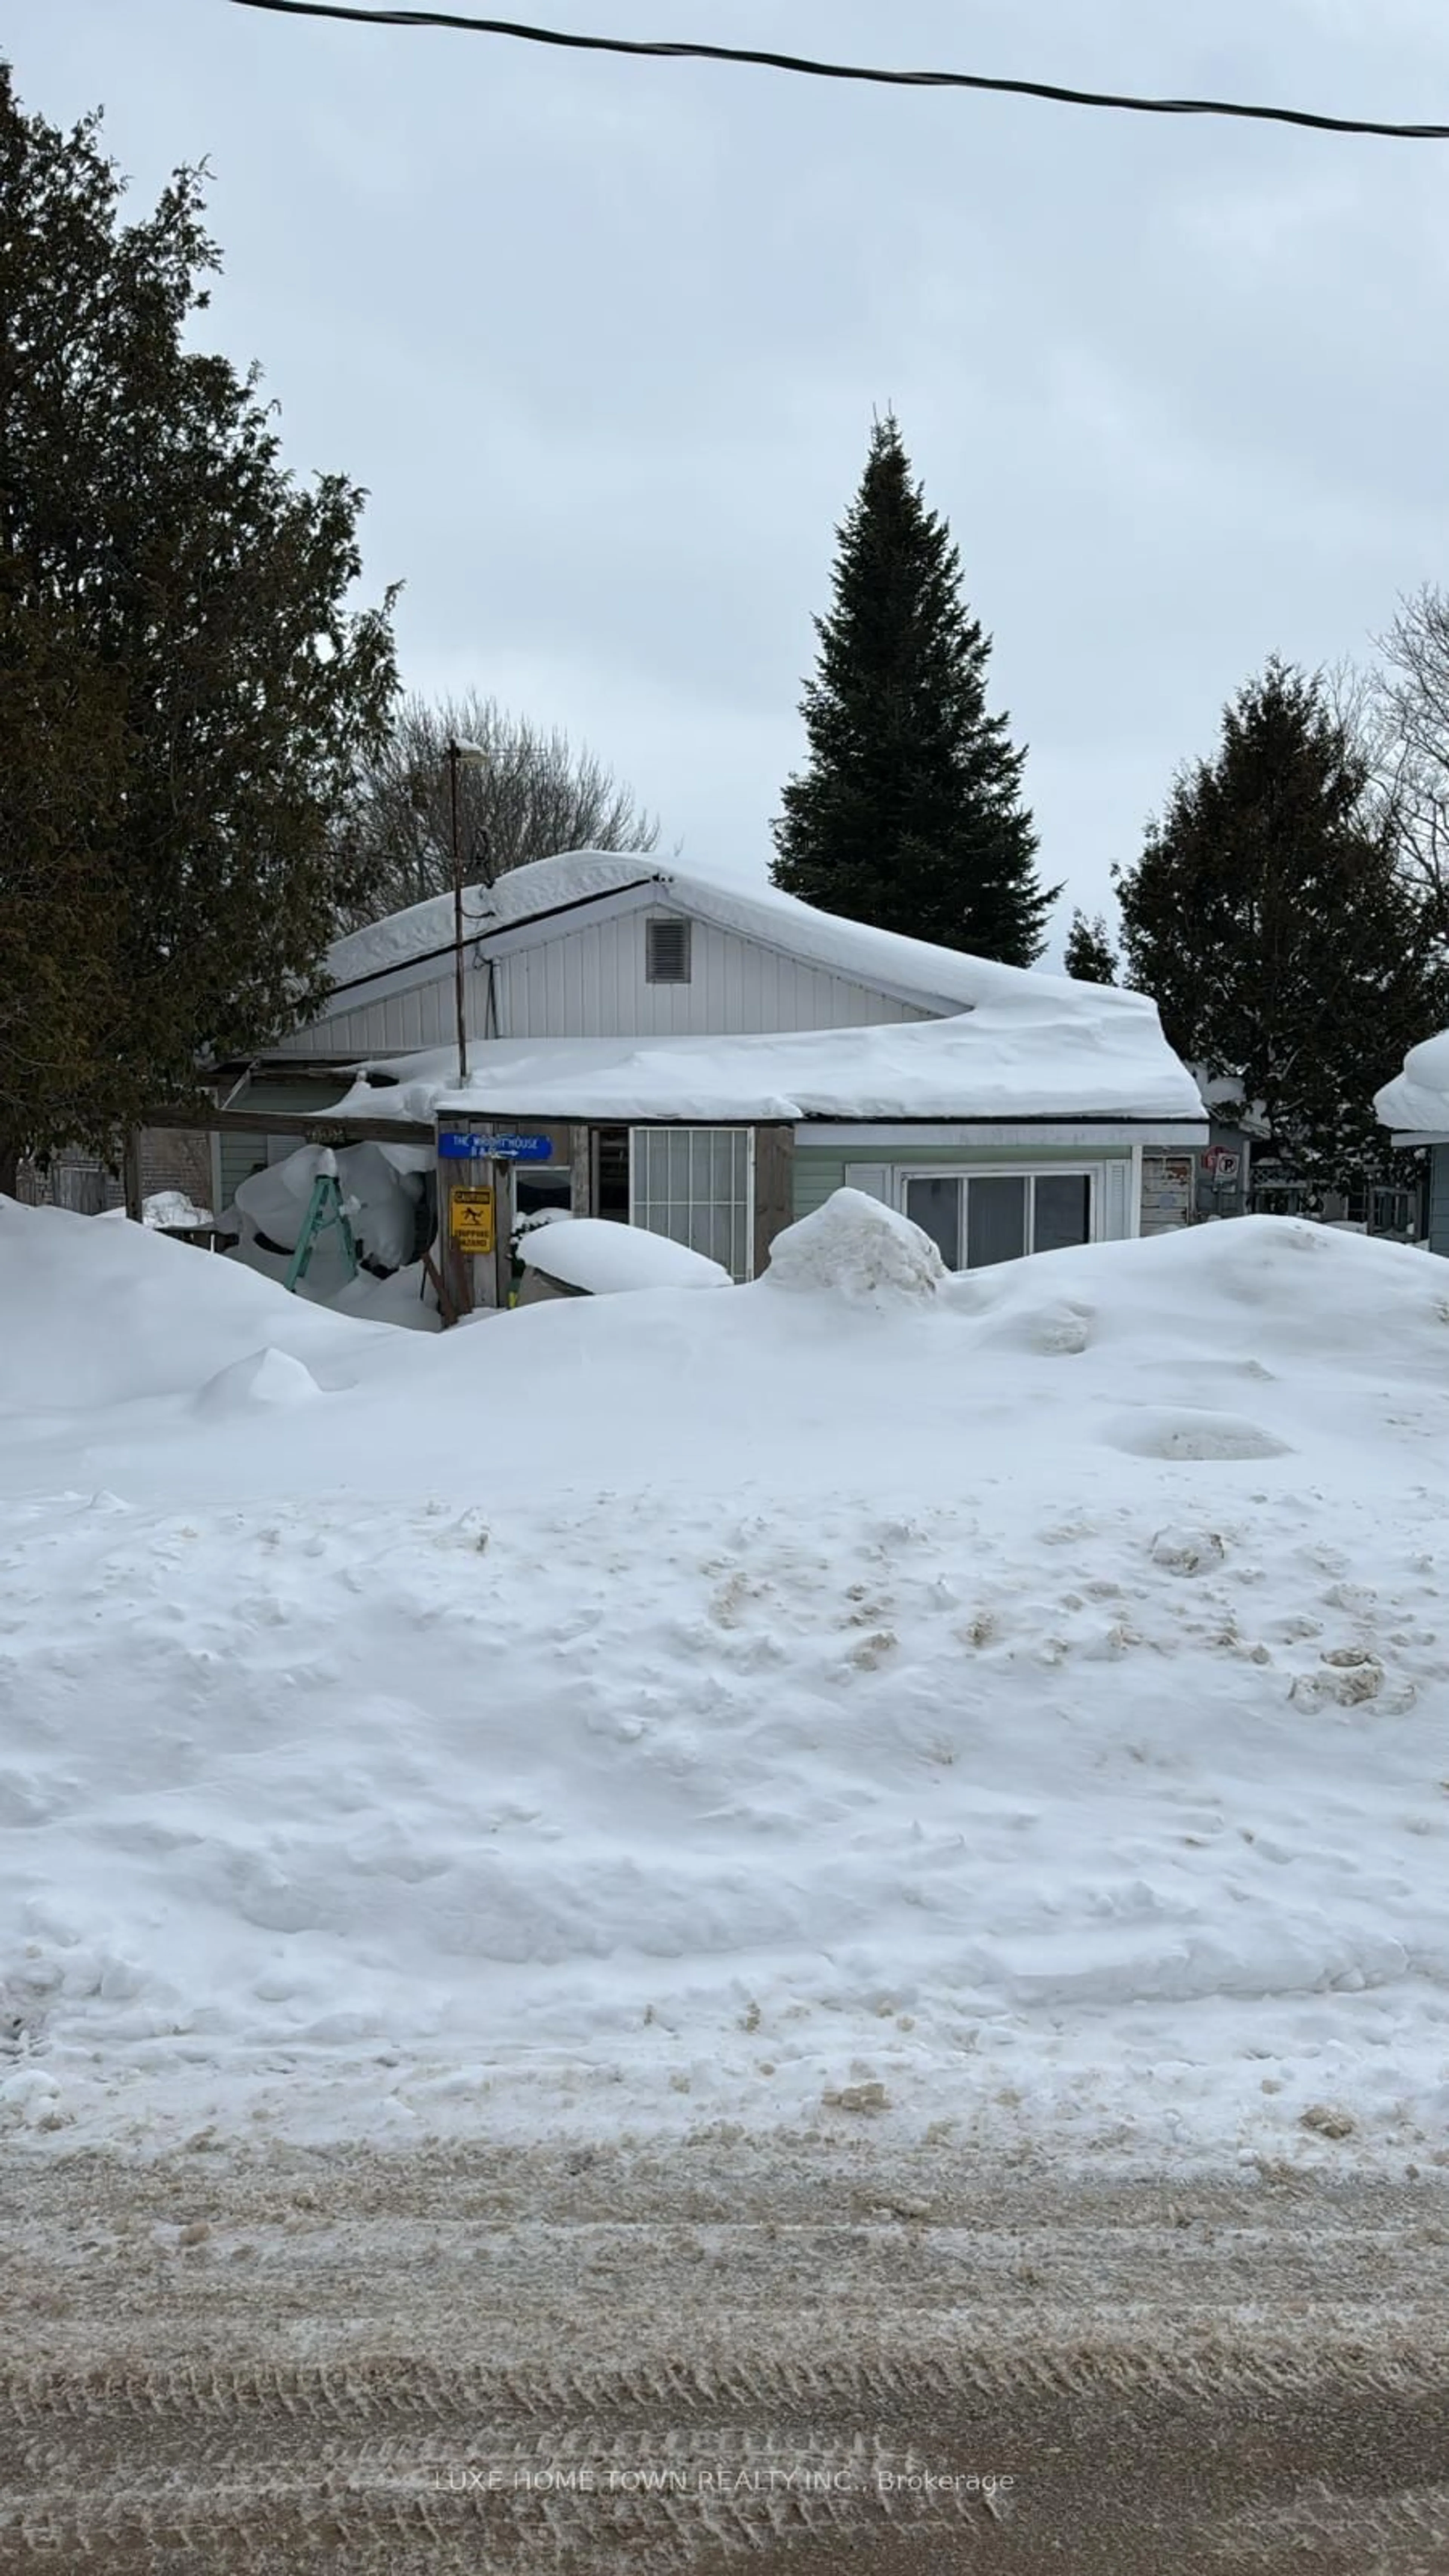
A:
1191 1071 1270 1141
1375 1031 1449 1137
327 1007 1208 1132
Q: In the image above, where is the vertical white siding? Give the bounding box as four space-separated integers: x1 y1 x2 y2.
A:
492 912 931 1040
269 904 938 1057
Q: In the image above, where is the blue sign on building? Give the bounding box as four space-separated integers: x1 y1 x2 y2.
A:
437 1130 552 1163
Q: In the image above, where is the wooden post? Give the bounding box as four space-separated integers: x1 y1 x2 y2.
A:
496 1160 517 1308
421 1246 459 1329
752 1121 795 1279
435 1117 506 1321
121 1131 145 1223
569 1124 592 1218
434 1117 470 1323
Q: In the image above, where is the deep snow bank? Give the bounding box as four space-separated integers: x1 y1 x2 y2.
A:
0 1198 387 1412
2 1199 1448 2167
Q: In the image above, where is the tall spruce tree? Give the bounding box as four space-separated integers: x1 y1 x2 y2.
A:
0 68 398 1194
1063 910 1119 984
1115 659 1442 1192
771 415 1057 965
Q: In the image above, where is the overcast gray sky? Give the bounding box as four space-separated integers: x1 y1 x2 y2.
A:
17 0 1449 950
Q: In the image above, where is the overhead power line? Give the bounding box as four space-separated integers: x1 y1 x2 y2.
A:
225 0 1449 142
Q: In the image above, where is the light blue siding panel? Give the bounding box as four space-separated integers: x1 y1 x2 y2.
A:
793 1153 848 1217
794 1143 1137 1241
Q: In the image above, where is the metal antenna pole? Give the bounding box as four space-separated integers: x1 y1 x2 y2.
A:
449 741 468 1085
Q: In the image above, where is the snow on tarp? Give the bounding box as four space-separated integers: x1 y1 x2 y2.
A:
1375 1028 1449 1132
519 1217 730 1295
231 1141 423 1273
142 1190 214 1230
3 1198 1449 2165
331 1009 1205 1129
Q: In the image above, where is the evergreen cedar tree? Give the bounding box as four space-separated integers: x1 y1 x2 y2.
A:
0 67 399 1194
1063 911 1120 985
771 415 1059 967
1114 658 1444 1194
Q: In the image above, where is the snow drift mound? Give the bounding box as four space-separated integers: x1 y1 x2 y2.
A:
0 1198 385 1412
968 1215 1446 1376
1101 1406 1293 1461
194 1347 324 1416
763 1190 944 1306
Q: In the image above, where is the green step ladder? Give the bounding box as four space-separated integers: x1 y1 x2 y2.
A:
285 1162 360 1294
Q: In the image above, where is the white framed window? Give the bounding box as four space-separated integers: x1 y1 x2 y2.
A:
1371 1186 1414 1236
645 916 692 984
868 1164 1100 1269
630 1126 754 1278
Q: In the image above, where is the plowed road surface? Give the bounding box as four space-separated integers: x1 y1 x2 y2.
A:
4 2142 1448 2572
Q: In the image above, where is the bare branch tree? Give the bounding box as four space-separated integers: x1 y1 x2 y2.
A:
1338 597 1449 948
340 691 663 926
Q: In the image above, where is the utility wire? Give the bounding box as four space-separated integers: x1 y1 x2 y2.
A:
225 0 1449 143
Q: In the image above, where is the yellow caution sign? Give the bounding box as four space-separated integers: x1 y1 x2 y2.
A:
449 1184 495 1256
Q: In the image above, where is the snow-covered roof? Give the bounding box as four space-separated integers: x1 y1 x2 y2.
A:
1191 1070 1270 1140
331 1006 1206 1130
326 852 665 991
326 847 1154 1026
1375 1031 1449 1136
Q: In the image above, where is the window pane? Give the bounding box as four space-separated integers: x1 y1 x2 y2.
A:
515 1172 571 1219
637 1134 655 1214
629 1126 752 1278
1033 1173 1091 1253
966 1176 1026 1268
905 1176 961 1270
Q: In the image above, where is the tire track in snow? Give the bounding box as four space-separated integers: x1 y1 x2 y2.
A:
4 2155 1449 2570
5 2368 1449 2572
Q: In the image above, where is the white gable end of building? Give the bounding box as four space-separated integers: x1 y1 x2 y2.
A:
269 852 988 1061
282 880 939 1060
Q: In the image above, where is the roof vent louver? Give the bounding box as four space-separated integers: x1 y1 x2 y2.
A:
646 917 692 984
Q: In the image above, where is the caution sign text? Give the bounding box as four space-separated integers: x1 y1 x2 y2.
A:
449 1184 495 1256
